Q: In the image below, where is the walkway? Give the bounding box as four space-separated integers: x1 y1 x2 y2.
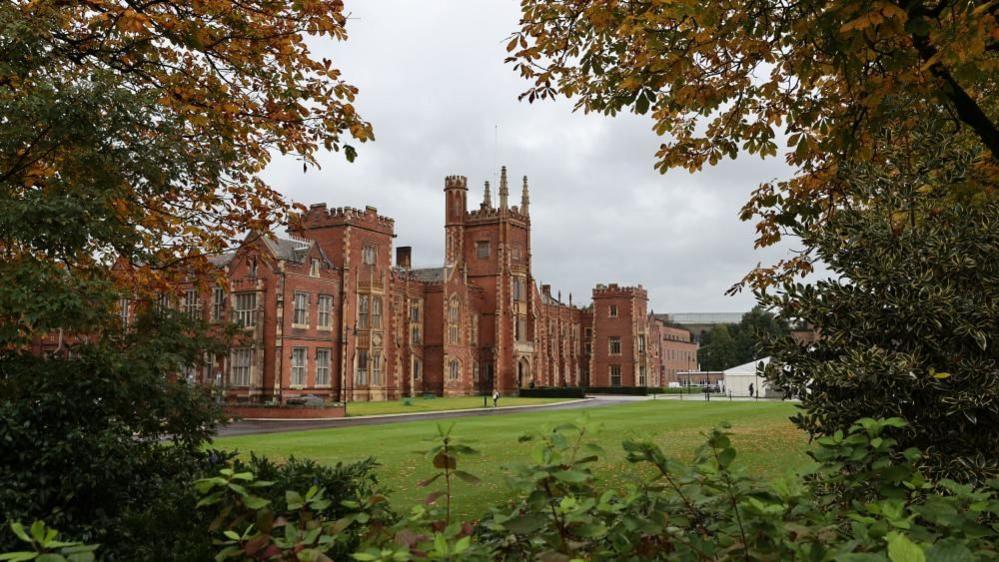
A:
215 396 633 437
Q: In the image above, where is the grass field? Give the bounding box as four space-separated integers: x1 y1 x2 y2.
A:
344 396 573 417
213 400 808 519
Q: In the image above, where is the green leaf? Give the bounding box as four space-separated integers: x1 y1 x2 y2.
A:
925 539 974 562
887 532 925 562
453 470 481 484
553 470 589 483
0 553 39 562
503 513 548 534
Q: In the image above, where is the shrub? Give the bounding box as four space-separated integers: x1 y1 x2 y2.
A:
759 195 999 483
517 387 586 398
12 418 999 561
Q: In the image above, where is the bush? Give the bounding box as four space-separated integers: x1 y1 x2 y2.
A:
518 387 586 398
760 195 999 483
11 418 999 561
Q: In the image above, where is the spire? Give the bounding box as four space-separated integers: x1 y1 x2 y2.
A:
521 175 530 216
498 166 509 209
482 180 492 209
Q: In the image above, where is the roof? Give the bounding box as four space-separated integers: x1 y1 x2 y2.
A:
664 312 747 325
208 252 236 266
264 236 312 263
409 267 444 283
723 357 771 375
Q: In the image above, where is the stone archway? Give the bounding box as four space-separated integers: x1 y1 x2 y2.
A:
517 357 530 388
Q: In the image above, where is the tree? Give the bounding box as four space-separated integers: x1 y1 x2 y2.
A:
508 0 998 284
0 0 369 555
697 307 788 370
760 180 999 483
698 323 738 371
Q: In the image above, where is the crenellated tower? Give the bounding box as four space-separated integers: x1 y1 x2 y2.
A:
444 175 467 265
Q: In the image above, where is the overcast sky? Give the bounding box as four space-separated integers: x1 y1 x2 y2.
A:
261 1 800 313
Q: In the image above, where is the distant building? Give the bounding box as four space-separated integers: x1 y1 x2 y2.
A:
656 312 746 343
660 326 699 385
106 167 693 403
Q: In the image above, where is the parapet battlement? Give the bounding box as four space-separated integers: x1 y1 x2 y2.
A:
592 283 647 298
301 203 395 235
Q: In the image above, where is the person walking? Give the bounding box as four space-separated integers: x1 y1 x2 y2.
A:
492 389 500 407
748 382 755 398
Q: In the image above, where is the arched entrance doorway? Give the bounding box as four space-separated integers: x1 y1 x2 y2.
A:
517 357 530 388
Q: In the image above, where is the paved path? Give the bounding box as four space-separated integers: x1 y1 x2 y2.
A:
215 396 634 438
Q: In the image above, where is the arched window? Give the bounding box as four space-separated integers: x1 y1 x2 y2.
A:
448 359 460 381
447 296 460 344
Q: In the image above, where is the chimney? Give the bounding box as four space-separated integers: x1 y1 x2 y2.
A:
541 284 552 299
396 246 412 269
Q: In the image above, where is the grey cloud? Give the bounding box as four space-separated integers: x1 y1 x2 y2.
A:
262 0 803 313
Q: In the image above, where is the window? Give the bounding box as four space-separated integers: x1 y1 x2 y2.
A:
291 347 307 386
371 296 382 329
231 348 253 386
410 299 422 344
310 258 320 277
447 297 460 344
448 359 460 381
609 336 622 355
638 335 646 353
471 314 478 345
639 365 647 386
412 357 422 380
411 324 422 345
410 300 421 322
234 292 257 328
516 317 527 342
473 363 480 383
584 327 592 339
212 287 225 322
356 349 368 384
362 245 376 265
317 295 333 329
512 244 522 261
584 342 592 354
358 295 369 330
513 277 524 302
183 289 201 319
316 349 331 386
118 298 130 328
293 292 309 326
249 258 258 278
609 304 618 318
476 240 490 259
371 353 382 385
610 365 621 387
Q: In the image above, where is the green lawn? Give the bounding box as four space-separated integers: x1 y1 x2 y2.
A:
213 400 808 519
344 396 573 417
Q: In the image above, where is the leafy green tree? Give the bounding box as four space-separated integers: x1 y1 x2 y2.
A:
760 179 999 483
697 307 788 371
697 324 738 371
0 0 369 556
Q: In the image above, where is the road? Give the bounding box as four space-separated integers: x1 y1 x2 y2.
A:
214 396 639 438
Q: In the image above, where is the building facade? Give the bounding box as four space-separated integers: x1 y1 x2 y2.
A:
175 168 693 402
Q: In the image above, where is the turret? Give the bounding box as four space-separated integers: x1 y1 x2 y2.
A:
481 180 492 210
444 175 467 264
521 175 530 216
444 175 467 226
498 166 509 210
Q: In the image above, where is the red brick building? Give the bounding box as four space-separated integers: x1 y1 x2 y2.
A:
169 167 693 402
659 326 700 385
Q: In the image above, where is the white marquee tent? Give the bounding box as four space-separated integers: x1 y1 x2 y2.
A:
723 357 778 398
